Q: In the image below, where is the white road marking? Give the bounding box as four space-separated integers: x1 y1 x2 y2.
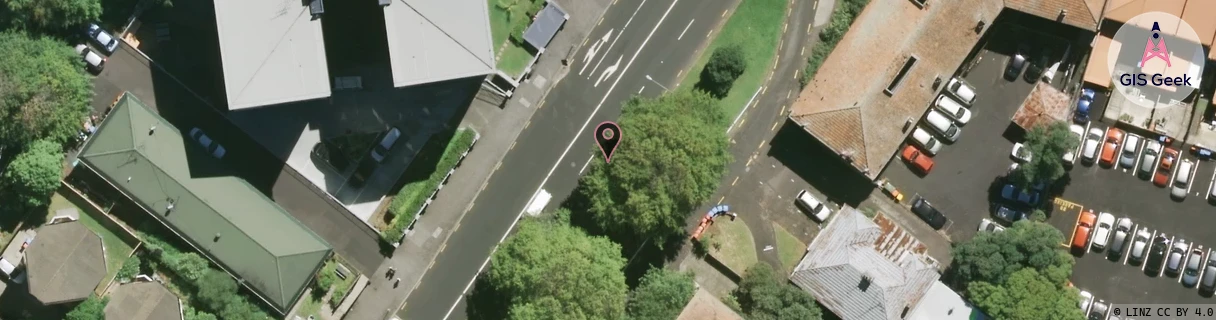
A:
727 87 763 134
580 154 595 174
442 0 683 318
637 85 645 94
1129 135 1143 175
678 19 695 40
1179 241 1194 283
590 0 647 78
1186 159 1198 196
1207 165 1216 200
595 55 623 87
1143 229 1158 272
579 29 614 75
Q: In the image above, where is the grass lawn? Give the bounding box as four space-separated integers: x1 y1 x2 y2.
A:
295 291 323 319
678 0 787 119
704 218 757 276
772 222 806 274
487 0 540 77
48 192 137 294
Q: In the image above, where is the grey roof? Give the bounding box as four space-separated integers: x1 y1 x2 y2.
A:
523 1 569 50
105 282 183 320
789 207 940 320
214 0 331 110
79 93 332 312
384 0 496 87
25 222 106 305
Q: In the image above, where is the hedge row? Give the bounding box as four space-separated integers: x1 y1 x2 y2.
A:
140 232 271 320
800 0 872 87
382 129 478 243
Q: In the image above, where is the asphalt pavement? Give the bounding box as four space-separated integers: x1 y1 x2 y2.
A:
399 0 740 318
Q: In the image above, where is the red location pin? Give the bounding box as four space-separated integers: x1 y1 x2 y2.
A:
595 121 622 163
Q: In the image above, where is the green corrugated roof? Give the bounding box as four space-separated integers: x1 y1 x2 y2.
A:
79 93 331 312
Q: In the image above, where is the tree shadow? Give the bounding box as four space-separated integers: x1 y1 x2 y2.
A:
464 274 510 320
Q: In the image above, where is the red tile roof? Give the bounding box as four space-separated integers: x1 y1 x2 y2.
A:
1012 82 1073 129
1005 0 1105 30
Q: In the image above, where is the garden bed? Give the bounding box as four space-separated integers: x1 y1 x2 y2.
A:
379 128 479 244
489 0 544 77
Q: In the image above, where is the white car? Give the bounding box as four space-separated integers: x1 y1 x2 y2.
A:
188 128 226 159
1091 212 1116 251
1172 159 1194 199
909 127 942 156
923 110 962 142
933 95 972 125
978 218 1005 233
945 77 976 106
1078 290 1094 313
1011 142 1031 163
73 44 105 73
1081 127 1103 163
795 190 831 222
1064 124 1084 163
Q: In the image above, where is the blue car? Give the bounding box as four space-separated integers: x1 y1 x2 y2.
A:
1075 88 1096 124
1001 183 1043 207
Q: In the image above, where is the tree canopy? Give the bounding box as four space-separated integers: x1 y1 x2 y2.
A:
2 139 63 209
0 32 93 147
735 263 822 320
65 295 108 320
579 90 731 243
950 220 1073 288
0 0 101 30
486 219 629 320
968 268 1084 320
1010 121 1078 188
627 268 696 320
700 45 747 98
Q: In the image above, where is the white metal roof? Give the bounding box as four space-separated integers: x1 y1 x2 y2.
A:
384 0 496 87
214 0 331 110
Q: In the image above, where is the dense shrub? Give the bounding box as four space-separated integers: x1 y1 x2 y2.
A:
139 231 270 319
116 256 141 280
383 129 477 243
699 45 747 98
65 295 108 320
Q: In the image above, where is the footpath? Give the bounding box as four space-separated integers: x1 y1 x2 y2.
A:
341 0 613 319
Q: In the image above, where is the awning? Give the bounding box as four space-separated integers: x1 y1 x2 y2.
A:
523 1 569 51
1083 35 1115 88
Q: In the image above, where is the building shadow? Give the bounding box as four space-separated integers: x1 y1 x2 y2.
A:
767 119 874 207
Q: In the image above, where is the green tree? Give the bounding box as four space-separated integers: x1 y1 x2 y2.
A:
196 269 238 312
183 307 218 320
1010 121 1078 189
0 0 101 30
579 90 731 243
700 45 747 98
1 139 63 208
0 32 92 147
65 295 108 320
627 268 696 320
116 256 141 280
218 296 268 320
950 221 1073 289
968 268 1084 320
734 264 822 320
486 219 629 320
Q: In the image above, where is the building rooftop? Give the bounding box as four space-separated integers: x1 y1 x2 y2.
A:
1012 82 1072 129
383 0 496 88
1004 0 1105 30
907 281 987 320
1105 0 1216 48
675 287 745 320
25 222 106 305
789 0 1001 179
104 282 183 320
214 0 331 110
789 207 940 320
78 93 332 312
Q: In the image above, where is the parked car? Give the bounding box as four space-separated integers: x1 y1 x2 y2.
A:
85 23 119 55
945 78 977 106
1075 89 1096 123
73 44 105 73
370 127 403 162
1091 212 1115 251
188 128 226 159
1155 147 1179 186
978 218 1005 233
1089 300 1110 320
909 127 942 155
1119 134 1142 168
1108 218 1133 259
933 95 972 125
1064 124 1084 163
1129 229 1152 265
1072 210 1097 250
900 145 934 174
1139 140 1162 178
1201 253 1216 293
1166 239 1189 277
923 110 962 142
1172 159 1194 199
1011 142 1031 163
795 190 831 222
1100 128 1124 167
1078 290 1094 313
1183 246 1205 287
1082 127 1103 163
994 205 1027 224
1146 234 1171 275
1025 49 1051 83
1001 184 1041 207
1005 49 1028 81
911 196 947 230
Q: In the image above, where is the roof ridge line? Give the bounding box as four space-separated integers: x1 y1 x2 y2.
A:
231 7 313 103
396 0 495 69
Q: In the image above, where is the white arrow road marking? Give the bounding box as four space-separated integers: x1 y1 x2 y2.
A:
579 29 613 75
595 55 623 87
590 0 647 79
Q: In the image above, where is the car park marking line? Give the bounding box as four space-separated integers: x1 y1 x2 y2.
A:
1130 134 1144 175
1121 225 1138 265
1054 198 1081 212
1186 158 1198 196
1179 241 1195 283
1208 166 1216 200
1065 209 1083 248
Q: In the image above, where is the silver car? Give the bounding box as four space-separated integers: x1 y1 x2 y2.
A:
1167 239 1189 277
1119 134 1142 168
1184 247 1205 287
1128 229 1152 265
1139 140 1162 177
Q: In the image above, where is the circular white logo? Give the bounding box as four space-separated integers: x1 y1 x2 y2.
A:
1106 11 1206 110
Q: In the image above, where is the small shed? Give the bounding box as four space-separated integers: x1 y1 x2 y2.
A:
25 222 106 305
523 1 570 51
1012 82 1072 130
675 287 744 320
105 281 184 320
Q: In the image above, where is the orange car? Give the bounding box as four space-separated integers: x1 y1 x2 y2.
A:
1154 147 1179 187
901 145 935 173
1099 128 1124 166
1073 209 1098 250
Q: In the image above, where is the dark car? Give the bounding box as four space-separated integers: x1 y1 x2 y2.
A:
1088 300 1109 320
1200 253 1216 294
994 205 1027 224
911 196 947 230
1005 52 1028 81
1146 235 1171 275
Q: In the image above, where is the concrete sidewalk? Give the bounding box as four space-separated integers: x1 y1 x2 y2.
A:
340 0 613 318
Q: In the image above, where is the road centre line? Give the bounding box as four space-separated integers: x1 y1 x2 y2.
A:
443 0 683 318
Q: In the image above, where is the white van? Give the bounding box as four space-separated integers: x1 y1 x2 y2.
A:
923 110 962 142
909 127 942 155
946 77 977 105
934 95 972 125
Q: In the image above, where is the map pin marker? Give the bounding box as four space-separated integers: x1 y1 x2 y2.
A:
595 121 622 163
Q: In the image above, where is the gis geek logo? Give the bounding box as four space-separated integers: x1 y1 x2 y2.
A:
1106 12 1205 110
